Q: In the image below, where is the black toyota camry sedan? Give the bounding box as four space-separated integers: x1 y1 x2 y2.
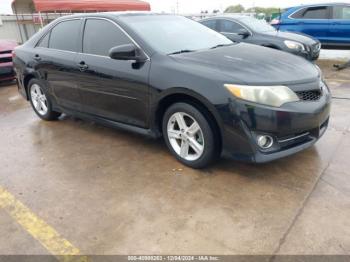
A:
200 16 321 61
13 13 331 168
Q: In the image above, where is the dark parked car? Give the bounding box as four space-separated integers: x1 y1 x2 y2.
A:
272 3 350 47
13 13 331 168
200 16 321 61
0 39 18 82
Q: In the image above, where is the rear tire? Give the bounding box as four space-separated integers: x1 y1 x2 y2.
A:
28 79 61 121
162 102 218 169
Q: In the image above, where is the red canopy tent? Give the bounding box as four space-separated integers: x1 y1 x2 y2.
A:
11 0 151 43
12 0 151 13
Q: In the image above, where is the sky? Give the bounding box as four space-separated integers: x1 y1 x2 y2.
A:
1 0 350 14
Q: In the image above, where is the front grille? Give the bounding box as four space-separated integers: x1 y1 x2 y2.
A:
0 50 12 55
296 90 322 101
277 131 312 149
0 57 12 64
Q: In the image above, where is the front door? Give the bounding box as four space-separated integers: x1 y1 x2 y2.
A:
76 18 150 128
218 19 248 42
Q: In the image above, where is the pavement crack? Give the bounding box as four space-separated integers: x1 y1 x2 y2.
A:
320 177 350 198
270 127 349 261
269 164 331 262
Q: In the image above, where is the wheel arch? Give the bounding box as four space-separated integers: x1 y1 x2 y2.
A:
153 88 224 153
23 73 37 100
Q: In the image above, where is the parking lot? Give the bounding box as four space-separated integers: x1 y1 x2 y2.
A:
0 61 349 256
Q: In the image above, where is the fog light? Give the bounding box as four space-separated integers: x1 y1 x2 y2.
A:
257 135 274 149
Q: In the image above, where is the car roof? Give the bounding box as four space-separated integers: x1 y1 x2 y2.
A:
53 11 169 21
201 15 253 21
287 2 349 9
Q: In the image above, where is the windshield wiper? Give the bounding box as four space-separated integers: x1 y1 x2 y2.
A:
210 43 235 49
168 49 195 55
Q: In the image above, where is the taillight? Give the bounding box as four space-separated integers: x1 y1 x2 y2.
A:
270 19 280 25
12 50 16 58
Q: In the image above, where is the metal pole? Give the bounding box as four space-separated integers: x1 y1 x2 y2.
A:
13 5 24 43
39 11 44 28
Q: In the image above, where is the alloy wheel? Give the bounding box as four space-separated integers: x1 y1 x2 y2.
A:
167 112 205 161
30 84 48 116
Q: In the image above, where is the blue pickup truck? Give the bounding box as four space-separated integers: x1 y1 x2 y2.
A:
272 3 350 47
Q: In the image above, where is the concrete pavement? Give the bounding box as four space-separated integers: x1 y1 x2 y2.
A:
0 63 349 256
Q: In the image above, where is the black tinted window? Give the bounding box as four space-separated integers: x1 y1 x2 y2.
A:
333 6 350 19
37 33 50 48
49 20 81 51
220 20 244 33
291 8 307 19
83 19 131 56
119 15 232 54
202 20 217 30
293 6 329 19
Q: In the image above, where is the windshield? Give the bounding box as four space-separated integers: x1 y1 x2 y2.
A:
119 15 233 54
239 17 276 32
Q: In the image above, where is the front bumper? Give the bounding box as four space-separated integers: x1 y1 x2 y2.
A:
221 87 331 163
0 63 15 81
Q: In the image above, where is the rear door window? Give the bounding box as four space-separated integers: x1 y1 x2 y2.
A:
83 19 132 56
49 20 81 52
219 20 244 33
333 6 350 19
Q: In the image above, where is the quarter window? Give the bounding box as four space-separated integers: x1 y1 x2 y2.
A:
333 6 350 19
220 20 244 33
37 33 50 48
83 19 131 56
49 20 81 52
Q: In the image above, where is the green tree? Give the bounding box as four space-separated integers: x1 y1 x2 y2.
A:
224 4 245 13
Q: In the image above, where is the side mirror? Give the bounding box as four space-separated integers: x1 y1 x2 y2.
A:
109 44 147 62
238 28 250 38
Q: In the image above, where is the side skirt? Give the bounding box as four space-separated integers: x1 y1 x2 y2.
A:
55 107 161 139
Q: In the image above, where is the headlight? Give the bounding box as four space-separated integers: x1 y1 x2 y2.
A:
224 84 300 107
315 64 324 80
284 40 305 52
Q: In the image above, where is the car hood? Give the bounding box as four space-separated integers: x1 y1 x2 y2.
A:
263 31 318 45
0 40 17 52
171 43 319 86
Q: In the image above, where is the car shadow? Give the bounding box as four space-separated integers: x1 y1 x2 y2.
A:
36 113 326 188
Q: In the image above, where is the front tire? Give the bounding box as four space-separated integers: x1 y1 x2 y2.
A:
28 79 61 121
162 102 218 169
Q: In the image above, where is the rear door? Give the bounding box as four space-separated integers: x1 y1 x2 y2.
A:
329 5 350 45
34 19 82 110
290 6 331 42
75 18 150 128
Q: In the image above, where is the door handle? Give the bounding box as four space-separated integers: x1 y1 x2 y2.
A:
78 61 89 71
34 54 41 61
